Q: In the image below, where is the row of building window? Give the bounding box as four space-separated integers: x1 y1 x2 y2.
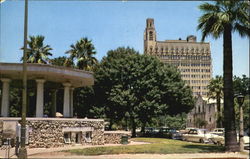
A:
180 69 211 73
184 80 209 85
157 55 211 60
148 47 210 54
180 63 210 67
182 74 211 80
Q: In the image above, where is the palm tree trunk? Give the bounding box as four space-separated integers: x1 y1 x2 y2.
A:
223 25 239 152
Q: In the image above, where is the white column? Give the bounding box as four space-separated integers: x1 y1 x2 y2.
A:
36 79 45 117
70 87 74 117
1 78 11 117
63 82 71 117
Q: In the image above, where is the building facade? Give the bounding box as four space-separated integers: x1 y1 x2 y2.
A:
186 95 223 130
144 18 212 96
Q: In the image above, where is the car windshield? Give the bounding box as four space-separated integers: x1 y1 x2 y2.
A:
199 129 208 134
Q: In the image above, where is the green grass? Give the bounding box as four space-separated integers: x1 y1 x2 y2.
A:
65 138 225 156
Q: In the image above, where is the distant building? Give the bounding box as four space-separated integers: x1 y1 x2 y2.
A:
186 95 223 130
144 18 212 96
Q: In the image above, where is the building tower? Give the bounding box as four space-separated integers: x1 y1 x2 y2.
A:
144 18 157 55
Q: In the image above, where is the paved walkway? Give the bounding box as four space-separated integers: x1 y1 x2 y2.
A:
0 141 249 159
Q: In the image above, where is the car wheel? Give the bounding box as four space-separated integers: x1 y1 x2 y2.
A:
208 138 213 144
200 139 205 143
217 141 222 146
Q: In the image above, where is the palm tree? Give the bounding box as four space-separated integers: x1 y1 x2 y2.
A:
198 0 249 152
66 37 97 71
207 76 223 128
21 35 52 64
50 56 74 68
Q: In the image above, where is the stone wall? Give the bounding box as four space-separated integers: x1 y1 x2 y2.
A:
104 131 131 144
0 118 104 148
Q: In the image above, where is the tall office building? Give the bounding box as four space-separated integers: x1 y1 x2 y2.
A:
144 18 212 96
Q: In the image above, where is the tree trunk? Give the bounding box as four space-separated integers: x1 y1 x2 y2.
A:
141 122 146 133
223 25 239 152
216 95 222 128
131 117 136 137
109 118 113 130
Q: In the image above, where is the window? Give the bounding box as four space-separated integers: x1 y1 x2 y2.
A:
85 131 92 143
149 31 153 40
64 132 71 144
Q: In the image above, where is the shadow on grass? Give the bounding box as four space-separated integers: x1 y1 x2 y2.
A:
183 144 225 152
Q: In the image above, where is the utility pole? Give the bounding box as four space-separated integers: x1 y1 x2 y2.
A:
19 0 28 158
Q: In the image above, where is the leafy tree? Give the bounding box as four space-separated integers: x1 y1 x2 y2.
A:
207 76 223 128
66 37 97 71
21 35 52 64
73 86 104 118
50 56 75 68
197 0 250 152
94 47 194 137
233 75 250 96
154 114 187 130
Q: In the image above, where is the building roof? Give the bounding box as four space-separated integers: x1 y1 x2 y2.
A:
0 63 94 87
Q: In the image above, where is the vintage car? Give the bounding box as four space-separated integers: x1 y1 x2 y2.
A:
210 128 224 136
157 128 182 140
182 128 212 143
211 133 250 149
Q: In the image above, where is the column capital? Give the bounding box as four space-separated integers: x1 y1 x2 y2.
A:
70 87 75 90
36 79 46 83
63 82 71 87
1 78 11 83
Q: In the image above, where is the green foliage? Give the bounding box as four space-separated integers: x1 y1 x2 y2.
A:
207 75 223 127
50 56 74 68
66 37 98 71
152 114 187 130
73 86 105 118
94 47 194 133
21 35 53 64
233 75 249 96
198 1 250 41
9 87 22 117
207 76 223 99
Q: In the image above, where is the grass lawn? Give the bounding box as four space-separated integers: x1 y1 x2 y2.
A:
65 138 225 156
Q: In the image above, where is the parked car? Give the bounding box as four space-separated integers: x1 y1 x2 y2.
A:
210 132 250 149
144 127 154 137
210 128 224 136
157 128 181 139
182 128 212 143
170 130 182 140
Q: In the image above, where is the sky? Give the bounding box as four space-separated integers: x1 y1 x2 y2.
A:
0 0 249 77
